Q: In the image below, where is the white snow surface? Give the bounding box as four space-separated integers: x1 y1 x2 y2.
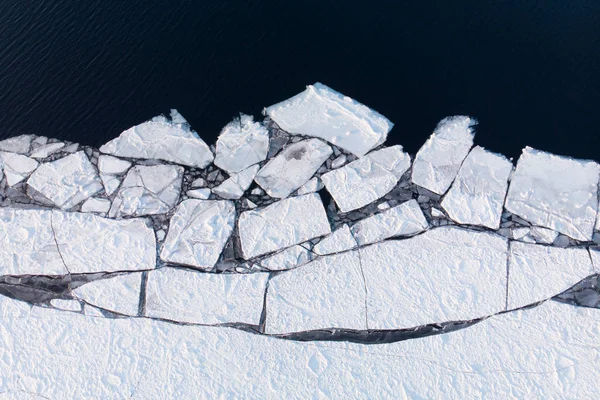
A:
212 164 259 200
265 250 367 333
100 174 121 196
0 135 33 154
359 226 508 329
186 188 211 199
238 193 331 259
26 151 103 209
30 142 65 159
411 116 476 195
351 199 428 246
313 224 357 255
145 267 269 325
441 146 513 229
74 273 142 316
97 154 132 174
505 147 599 241
108 164 183 217
0 151 39 186
259 244 313 271
321 145 410 212
265 83 393 157
295 176 324 195
529 226 559 244
80 197 111 215
213 114 270 173
0 208 155 275
99 111 213 168
254 138 332 198
507 241 598 310
160 199 236 270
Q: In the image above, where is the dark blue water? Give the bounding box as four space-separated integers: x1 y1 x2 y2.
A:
1 1 598 161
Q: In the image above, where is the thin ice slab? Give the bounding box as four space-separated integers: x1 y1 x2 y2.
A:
265 83 393 157
505 147 599 241
73 273 142 316
0 151 39 186
212 164 259 200
359 226 508 329
238 193 331 259
313 224 357 256
258 245 312 271
145 267 268 325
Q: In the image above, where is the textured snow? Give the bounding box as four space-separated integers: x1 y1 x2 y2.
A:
160 199 236 270
321 145 410 212
259 244 312 271
411 116 476 195
441 146 513 229
0 151 39 186
360 226 508 329
313 224 357 256
0 134 33 154
50 299 82 312
80 197 111 215
26 151 103 209
145 267 268 325
254 138 332 198
74 273 142 316
97 155 132 174
265 250 367 333
529 226 559 244
99 110 213 168
30 142 65 159
265 83 393 157
238 193 331 259
186 188 211 199
213 114 270 173
0 208 155 275
295 176 323 195
505 147 599 241
507 241 597 310
100 174 121 196
212 164 259 200
108 164 183 217
351 199 428 246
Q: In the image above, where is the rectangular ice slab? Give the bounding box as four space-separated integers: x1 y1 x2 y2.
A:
0 208 156 275
321 145 411 212
507 241 597 310
265 251 367 334
99 110 213 168
145 267 269 325
359 226 507 329
265 83 392 157
441 146 513 229
26 151 103 209
254 139 332 198
351 199 428 245
505 147 599 241
160 199 236 270
238 193 331 259
411 116 476 195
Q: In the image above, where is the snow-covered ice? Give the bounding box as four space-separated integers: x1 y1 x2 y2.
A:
30 142 65 159
100 174 121 196
507 241 598 310
313 224 357 255
0 134 33 154
529 226 559 244
160 199 236 270
441 146 513 229
26 151 103 209
99 110 214 168
145 267 268 325
0 151 39 186
259 244 313 271
73 273 142 316
265 250 367 333
213 114 270 173
295 176 323 195
321 145 410 212
97 155 132 175
359 226 508 329
80 197 111 215
254 138 332 198
109 164 183 217
186 188 211 199
505 147 599 241
351 199 428 246
212 164 259 199
265 83 393 157
411 116 476 195
238 193 331 259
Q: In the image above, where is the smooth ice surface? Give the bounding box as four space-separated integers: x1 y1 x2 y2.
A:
238 193 331 259
507 241 598 310
73 273 142 316
0 208 155 275
265 251 367 333
265 83 392 157
26 151 103 209
529 226 559 244
0 151 39 186
97 155 132 174
109 164 183 217
80 197 111 214
295 176 323 195
99 111 214 168
160 199 236 270
0 135 32 154
186 188 211 199
351 199 428 246
411 116 476 195
254 138 332 198
212 164 259 200
213 114 270 173
259 245 312 271
441 146 513 229
30 142 65 159
100 174 121 196
145 267 268 325
360 226 508 329
505 147 599 241
313 224 357 256
321 145 410 212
